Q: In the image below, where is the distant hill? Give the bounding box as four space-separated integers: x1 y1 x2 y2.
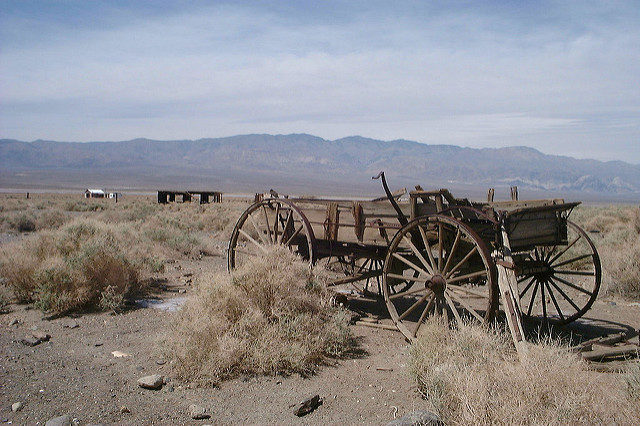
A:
1 134 639 200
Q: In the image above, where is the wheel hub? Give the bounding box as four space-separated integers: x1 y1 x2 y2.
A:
427 274 447 294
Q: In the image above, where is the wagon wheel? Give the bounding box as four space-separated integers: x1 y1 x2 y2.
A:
383 215 498 341
516 220 601 324
228 198 316 271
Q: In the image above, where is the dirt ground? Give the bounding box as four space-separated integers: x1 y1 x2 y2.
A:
1 232 639 425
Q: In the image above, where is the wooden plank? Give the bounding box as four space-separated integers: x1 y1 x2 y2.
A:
581 344 639 361
497 224 529 359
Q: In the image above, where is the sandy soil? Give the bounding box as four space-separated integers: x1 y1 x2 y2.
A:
1 235 639 425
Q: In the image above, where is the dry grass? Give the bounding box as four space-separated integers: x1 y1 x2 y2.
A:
0 193 248 312
572 205 640 299
163 246 356 385
0 219 140 313
410 318 640 425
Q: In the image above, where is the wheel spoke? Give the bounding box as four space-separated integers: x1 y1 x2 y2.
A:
445 246 478 279
447 290 484 322
262 205 273 243
519 277 536 298
392 252 430 277
417 225 438 272
517 274 533 284
278 210 293 244
386 273 428 283
447 269 486 284
389 286 428 300
402 236 435 274
541 280 547 319
527 280 540 316
442 229 461 276
247 213 269 245
552 253 592 269
552 275 593 296
443 292 462 324
273 203 281 242
284 224 304 246
543 280 565 321
398 291 431 320
413 293 436 337
554 270 595 277
547 278 582 313
549 235 581 264
238 229 268 253
438 223 443 271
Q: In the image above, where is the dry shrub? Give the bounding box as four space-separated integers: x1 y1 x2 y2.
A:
164 247 355 385
0 219 139 313
410 318 639 425
572 205 640 299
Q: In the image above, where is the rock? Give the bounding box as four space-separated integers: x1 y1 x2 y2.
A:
387 410 443 426
137 374 164 390
111 351 131 358
189 404 210 420
155 359 166 365
32 331 51 341
45 415 72 426
178 289 186 294
120 406 130 413
8 318 19 327
20 336 42 346
11 402 24 412
63 320 79 329
293 395 322 417
94 342 103 347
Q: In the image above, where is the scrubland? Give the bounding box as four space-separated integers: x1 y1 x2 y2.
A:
0 193 244 314
0 194 638 424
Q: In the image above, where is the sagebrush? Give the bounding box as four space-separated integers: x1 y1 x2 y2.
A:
410 318 639 425
164 247 356 385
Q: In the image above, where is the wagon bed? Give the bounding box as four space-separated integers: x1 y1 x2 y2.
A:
227 175 601 350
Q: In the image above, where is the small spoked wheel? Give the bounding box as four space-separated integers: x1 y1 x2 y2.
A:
382 215 498 341
228 198 316 271
516 220 601 324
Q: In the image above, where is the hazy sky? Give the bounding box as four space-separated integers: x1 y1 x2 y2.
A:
1 1 639 163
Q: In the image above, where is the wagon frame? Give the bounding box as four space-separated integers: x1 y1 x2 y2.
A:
227 173 601 350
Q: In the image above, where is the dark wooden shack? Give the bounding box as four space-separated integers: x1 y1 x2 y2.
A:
158 190 222 204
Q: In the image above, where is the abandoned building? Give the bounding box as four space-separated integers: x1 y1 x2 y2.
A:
157 190 222 204
84 189 106 198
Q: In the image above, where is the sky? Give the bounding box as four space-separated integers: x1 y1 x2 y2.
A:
1 0 639 163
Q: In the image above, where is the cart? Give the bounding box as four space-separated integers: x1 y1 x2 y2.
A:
227 173 601 346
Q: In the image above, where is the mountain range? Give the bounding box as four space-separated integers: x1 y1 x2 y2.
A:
1 134 639 200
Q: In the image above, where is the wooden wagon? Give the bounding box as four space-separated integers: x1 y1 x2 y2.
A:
227 173 601 345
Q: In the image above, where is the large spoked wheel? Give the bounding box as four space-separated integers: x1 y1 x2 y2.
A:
383 215 498 341
516 220 601 325
228 198 316 271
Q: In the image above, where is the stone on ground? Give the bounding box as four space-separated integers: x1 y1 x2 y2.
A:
11 402 23 412
189 404 210 420
387 410 443 426
45 415 72 426
137 374 164 390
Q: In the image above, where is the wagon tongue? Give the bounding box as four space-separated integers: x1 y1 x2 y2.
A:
372 171 408 227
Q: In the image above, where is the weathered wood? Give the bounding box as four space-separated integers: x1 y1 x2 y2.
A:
354 321 399 331
497 224 528 359
352 202 365 241
510 186 518 201
324 202 340 241
581 344 639 361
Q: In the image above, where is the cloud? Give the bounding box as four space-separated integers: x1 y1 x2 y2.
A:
0 1 638 162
